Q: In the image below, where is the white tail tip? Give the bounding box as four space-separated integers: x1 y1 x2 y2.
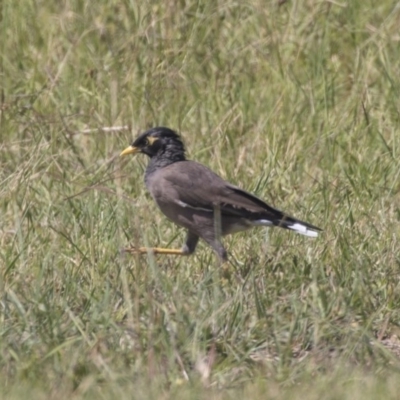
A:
288 223 319 238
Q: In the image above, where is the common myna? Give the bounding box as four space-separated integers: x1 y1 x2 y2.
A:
120 127 321 262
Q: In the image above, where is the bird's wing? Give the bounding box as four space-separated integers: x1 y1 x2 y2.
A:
158 161 290 222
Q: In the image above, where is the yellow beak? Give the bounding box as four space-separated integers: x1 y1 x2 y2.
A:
120 145 140 156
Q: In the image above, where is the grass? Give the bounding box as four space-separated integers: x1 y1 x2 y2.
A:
2 0 400 398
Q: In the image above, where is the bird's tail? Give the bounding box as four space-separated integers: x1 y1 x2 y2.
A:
278 216 321 237
284 221 319 237
253 216 321 237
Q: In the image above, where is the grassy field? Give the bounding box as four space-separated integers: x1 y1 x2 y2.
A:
2 0 400 398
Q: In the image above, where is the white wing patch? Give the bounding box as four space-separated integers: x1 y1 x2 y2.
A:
175 200 212 212
251 219 274 227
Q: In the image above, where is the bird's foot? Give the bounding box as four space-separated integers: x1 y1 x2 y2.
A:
219 262 232 284
121 246 188 256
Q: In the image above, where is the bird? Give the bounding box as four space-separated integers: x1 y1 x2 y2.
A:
120 127 321 262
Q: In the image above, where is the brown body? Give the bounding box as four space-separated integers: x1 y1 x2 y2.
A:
121 127 321 261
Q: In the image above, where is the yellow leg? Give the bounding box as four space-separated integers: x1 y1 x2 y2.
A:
122 247 188 256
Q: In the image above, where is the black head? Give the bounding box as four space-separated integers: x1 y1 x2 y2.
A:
120 127 186 160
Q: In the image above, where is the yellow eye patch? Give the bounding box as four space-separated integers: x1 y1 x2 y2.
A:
147 136 158 145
